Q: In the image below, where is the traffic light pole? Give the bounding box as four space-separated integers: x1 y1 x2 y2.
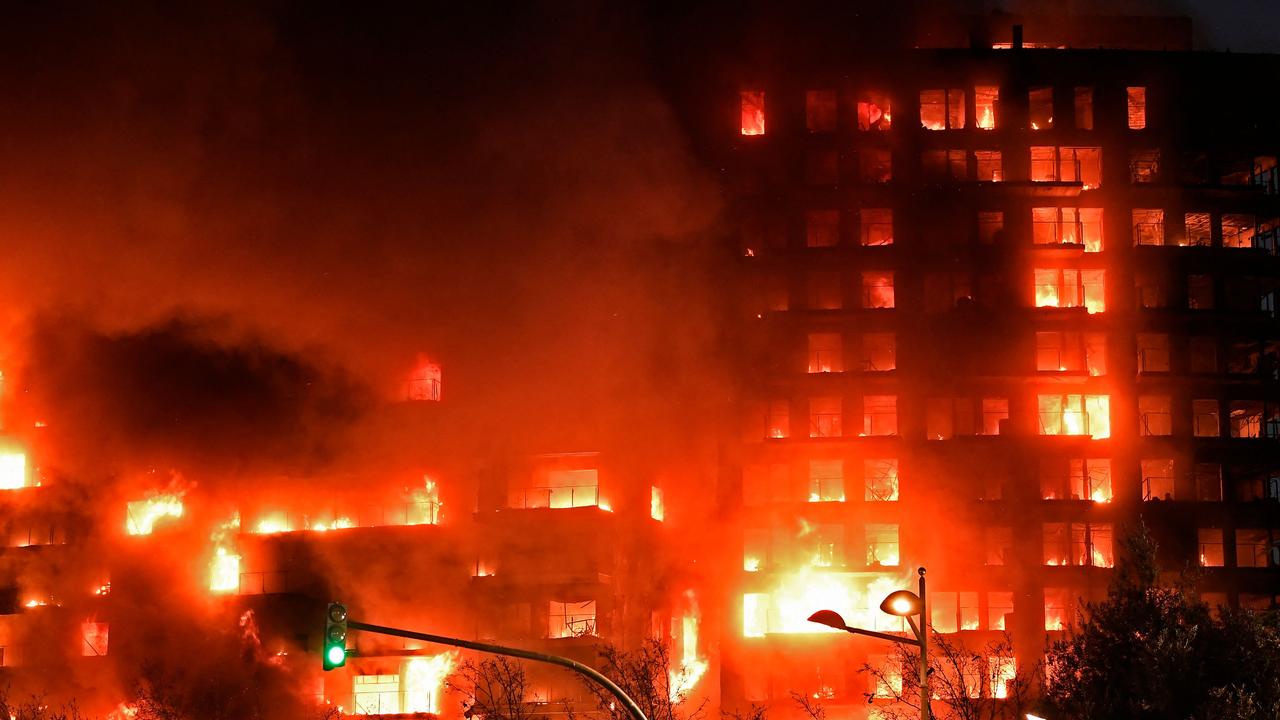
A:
346 619 649 720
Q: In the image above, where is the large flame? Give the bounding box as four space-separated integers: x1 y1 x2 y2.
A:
744 569 910 637
670 592 709 701
208 513 241 594
403 653 456 714
125 492 185 535
0 451 28 489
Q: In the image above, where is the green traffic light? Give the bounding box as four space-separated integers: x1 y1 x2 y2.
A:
326 644 346 666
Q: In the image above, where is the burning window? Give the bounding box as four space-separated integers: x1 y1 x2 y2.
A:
81 621 108 656
806 90 837 133
988 592 1013 630
1127 87 1147 129
862 395 897 436
861 271 894 309
864 459 898 501
1139 396 1173 436
978 211 1004 244
650 487 663 521
1074 86 1093 129
1031 146 1102 188
865 524 899 567
859 209 893 246
807 332 843 373
921 149 968 181
807 271 842 310
406 360 442 401
859 148 893 183
1196 463 1223 501
1193 399 1220 437
1037 394 1110 438
1130 150 1160 183
1044 522 1113 566
974 150 1003 181
740 91 765 136
985 527 1012 565
1223 213 1257 249
1039 458 1111 502
1229 400 1264 438
764 400 790 439
857 93 892 131
809 398 842 438
0 452 28 490
859 333 896 371
1035 331 1106 375
513 469 600 509
1032 207 1103 251
1044 588 1069 630
974 85 998 129
548 600 596 638
1199 529 1225 567
1142 458 1175 501
983 398 1009 435
931 591 979 633
805 149 839 185
920 88 964 130
1028 87 1053 129
1033 268 1106 313
1184 212 1212 246
808 459 845 502
1132 209 1164 245
353 675 402 715
1236 529 1273 568
990 657 1017 699
1191 337 1218 373
805 210 840 248
1137 333 1170 372
807 523 846 568
1188 274 1214 310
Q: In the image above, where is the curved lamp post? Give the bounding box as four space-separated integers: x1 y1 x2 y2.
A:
808 567 929 720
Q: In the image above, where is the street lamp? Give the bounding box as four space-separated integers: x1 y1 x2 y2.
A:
808 567 930 720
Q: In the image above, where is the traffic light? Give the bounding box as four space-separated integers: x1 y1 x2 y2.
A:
323 602 348 670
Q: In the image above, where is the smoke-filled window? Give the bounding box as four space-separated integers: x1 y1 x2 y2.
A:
80 621 108 656
862 395 897 436
1187 274 1214 310
804 148 839 185
924 272 973 314
807 332 843 373
1193 399 1221 437
742 463 788 505
805 210 840 248
805 90 837 133
859 148 893 183
929 398 1002 438
857 93 892 131
1235 529 1273 568
1132 209 1165 245
864 524 899 567
919 88 964 130
1139 395 1173 436
807 271 843 310
974 150 1003 181
1127 86 1147 129
861 271 894 309
974 85 998 129
1227 339 1260 375
988 589 1008 627
1136 270 1169 306
1229 400 1264 438
922 149 967 180
807 459 844 502
740 91 765 136
863 459 898 501
858 333 896 372
1142 458 1175 501
1028 87 1053 130
1130 149 1160 183
978 211 1003 244
859 208 893 246
1137 334 1171 374
548 600 596 638
1199 528 1225 567
1191 337 1218 373
807 523 845 567
1037 394 1110 438
1223 213 1257 249
1074 86 1094 129
809 398 842 438
1184 212 1212 246
985 527 1012 565
406 361 442 401
1196 463 1224 501
743 528 767 571
763 400 790 439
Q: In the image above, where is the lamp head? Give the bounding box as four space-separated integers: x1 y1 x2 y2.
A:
807 609 849 630
880 590 923 617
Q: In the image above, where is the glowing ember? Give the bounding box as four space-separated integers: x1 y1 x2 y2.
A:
0 451 28 489
208 514 242 594
125 492 185 535
403 653 455 714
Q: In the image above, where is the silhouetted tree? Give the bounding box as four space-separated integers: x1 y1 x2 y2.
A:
584 640 706 720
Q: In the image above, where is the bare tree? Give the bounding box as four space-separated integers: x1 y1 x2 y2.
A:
584 640 706 720
859 631 1038 720
450 656 542 720
790 691 825 720
0 688 83 720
